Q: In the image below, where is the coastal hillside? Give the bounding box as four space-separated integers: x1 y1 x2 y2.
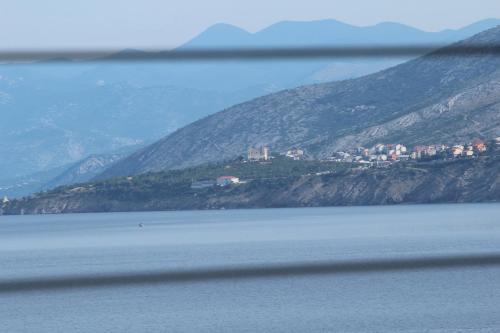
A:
101 26 500 179
3 145 500 215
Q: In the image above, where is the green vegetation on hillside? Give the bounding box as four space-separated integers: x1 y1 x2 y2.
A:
2 144 498 215
43 156 349 197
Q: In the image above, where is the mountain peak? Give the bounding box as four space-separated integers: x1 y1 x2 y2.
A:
369 21 424 32
202 23 250 35
260 19 356 30
181 23 252 48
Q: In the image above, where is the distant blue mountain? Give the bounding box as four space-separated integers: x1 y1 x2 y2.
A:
1 18 500 192
181 23 253 48
184 19 500 48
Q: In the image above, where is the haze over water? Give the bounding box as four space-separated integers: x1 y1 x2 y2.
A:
2 204 500 332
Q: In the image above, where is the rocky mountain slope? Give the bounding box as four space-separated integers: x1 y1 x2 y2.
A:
2 19 499 179
0 152 128 198
3 151 500 215
40 153 125 190
101 26 500 178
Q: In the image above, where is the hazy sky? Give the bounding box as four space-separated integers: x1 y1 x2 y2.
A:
1 0 499 50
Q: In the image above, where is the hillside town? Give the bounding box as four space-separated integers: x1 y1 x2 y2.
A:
248 138 495 166
328 138 493 167
191 138 499 189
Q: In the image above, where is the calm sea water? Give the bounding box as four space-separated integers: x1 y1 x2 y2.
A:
1 204 500 332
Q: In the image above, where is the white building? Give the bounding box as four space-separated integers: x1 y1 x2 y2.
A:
395 144 407 154
451 145 465 157
217 176 240 187
286 148 305 160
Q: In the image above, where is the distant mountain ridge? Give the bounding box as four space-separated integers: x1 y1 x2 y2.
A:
100 26 500 178
184 19 500 48
1 18 500 187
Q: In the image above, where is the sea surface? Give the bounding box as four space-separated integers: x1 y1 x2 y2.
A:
1 204 500 332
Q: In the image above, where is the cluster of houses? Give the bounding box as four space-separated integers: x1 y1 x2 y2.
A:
332 144 417 166
248 146 306 162
190 139 498 190
330 139 490 166
331 144 410 165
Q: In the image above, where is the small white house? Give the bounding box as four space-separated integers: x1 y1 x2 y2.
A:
452 145 465 157
378 154 388 161
217 176 240 187
286 148 305 160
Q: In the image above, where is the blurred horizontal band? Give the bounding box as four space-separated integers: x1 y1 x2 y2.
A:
2 253 500 294
2 44 500 63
